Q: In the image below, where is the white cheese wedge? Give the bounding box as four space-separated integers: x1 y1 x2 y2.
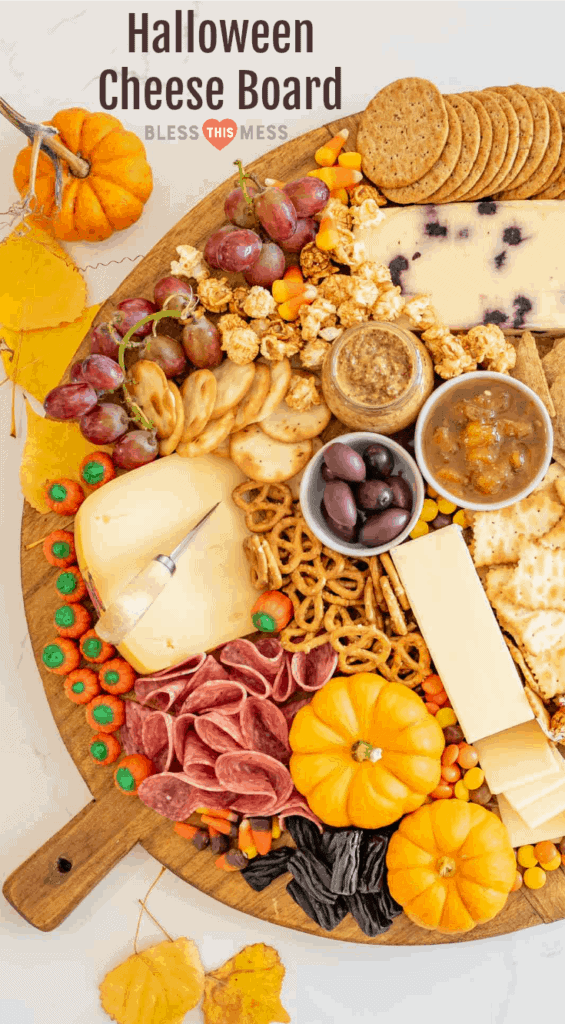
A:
502 746 565 812
498 794 565 847
474 721 557 794
390 525 533 743
74 454 258 675
513 779 565 830
355 200 565 331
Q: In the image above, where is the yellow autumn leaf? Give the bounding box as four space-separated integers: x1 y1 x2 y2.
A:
21 402 112 513
0 222 86 330
1 304 100 402
203 943 290 1024
99 937 204 1024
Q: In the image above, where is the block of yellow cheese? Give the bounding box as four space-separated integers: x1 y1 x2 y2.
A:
74 453 258 675
390 525 533 742
503 746 565 812
515 778 565 829
474 721 557 794
498 794 565 847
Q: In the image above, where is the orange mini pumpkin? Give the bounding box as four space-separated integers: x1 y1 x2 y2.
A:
386 800 516 934
289 672 444 829
13 109 153 242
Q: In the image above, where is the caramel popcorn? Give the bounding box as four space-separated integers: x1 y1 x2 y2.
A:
300 241 338 283
197 277 232 313
403 294 439 330
462 323 517 375
357 260 392 287
349 278 379 308
285 373 321 412
321 197 352 228
218 312 248 335
350 183 387 207
221 327 260 365
248 318 272 337
336 299 367 328
243 285 276 319
171 244 209 282
229 285 251 317
332 238 368 271
259 320 302 361
422 324 476 379
371 283 404 321
318 274 352 306
298 297 337 343
300 339 332 369
319 326 342 342
350 199 386 231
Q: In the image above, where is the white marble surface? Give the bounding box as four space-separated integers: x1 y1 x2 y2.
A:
3 2 565 1021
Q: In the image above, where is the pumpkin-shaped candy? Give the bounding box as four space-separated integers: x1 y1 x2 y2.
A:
289 672 444 829
386 800 516 934
13 109 153 242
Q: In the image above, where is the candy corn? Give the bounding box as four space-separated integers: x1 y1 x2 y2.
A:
174 822 199 841
249 817 272 855
330 187 349 204
316 212 340 252
210 832 229 855
216 850 248 872
196 807 238 822
278 285 317 321
272 278 307 302
314 128 349 167
308 166 363 189
338 151 362 170
283 265 303 282
272 818 282 840
201 814 238 837
264 178 285 188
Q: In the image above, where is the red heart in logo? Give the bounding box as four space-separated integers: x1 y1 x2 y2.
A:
202 119 238 150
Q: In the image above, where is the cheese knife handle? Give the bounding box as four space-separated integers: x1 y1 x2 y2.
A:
95 557 175 645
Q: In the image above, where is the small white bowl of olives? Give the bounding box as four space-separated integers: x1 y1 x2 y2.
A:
300 432 425 557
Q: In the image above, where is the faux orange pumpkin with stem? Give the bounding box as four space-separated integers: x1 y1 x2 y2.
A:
1 97 152 241
289 672 444 828
386 800 516 934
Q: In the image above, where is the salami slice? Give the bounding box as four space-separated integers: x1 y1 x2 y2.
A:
277 791 324 832
184 654 230 690
220 638 284 698
215 751 294 816
182 733 223 790
141 711 175 773
271 654 296 703
173 713 196 764
134 676 194 713
280 697 312 729
144 652 206 680
291 643 338 691
119 700 153 756
180 680 247 718
240 696 290 763
194 711 245 753
137 773 235 821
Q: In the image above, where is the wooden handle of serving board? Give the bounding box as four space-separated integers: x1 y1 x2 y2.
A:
3 789 148 931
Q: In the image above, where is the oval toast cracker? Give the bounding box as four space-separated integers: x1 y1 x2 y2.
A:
177 409 236 458
260 398 331 443
255 357 292 420
159 382 185 456
180 369 217 443
230 423 312 482
232 362 271 432
211 360 255 420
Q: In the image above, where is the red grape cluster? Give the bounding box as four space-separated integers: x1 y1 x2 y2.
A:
204 174 330 286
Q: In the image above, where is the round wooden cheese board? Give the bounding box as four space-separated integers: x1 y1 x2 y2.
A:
4 113 565 942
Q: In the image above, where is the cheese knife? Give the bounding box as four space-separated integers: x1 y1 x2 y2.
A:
95 502 221 645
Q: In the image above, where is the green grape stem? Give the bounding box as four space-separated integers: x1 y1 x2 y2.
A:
234 159 256 210
118 310 183 432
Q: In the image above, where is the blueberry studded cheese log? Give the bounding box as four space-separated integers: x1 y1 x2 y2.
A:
355 200 565 331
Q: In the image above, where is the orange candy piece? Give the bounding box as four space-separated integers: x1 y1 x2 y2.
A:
534 841 558 864
442 744 460 767
422 674 444 696
441 764 461 784
430 783 453 800
458 744 479 770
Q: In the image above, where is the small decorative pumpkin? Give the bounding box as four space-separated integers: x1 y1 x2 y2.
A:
11 106 152 241
289 672 444 828
386 800 516 934
251 590 293 633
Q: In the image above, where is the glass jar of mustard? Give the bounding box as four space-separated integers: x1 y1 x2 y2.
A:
321 321 435 434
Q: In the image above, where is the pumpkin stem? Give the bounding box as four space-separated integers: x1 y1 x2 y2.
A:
0 96 90 179
437 856 457 879
351 740 373 762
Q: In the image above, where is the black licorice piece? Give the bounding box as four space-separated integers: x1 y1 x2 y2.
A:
324 829 363 895
210 833 229 855
241 847 293 892
347 891 393 937
288 850 335 905
380 887 403 920
287 879 348 932
285 816 323 859
357 835 387 893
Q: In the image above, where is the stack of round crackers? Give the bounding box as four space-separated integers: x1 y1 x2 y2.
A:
358 78 565 203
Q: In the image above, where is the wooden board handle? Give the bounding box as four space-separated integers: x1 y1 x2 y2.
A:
3 790 147 931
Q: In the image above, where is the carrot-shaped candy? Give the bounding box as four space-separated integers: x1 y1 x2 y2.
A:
201 814 238 837
338 151 362 170
316 212 341 253
99 658 136 695
113 753 155 794
278 285 317 322
43 530 76 568
86 694 125 733
195 807 238 821
54 602 92 638
239 819 257 859
79 451 116 491
89 732 121 765
45 479 85 515
314 128 349 167
329 188 349 204
80 629 115 664
216 850 248 872
251 590 293 633
249 817 272 855
42 637 80 675
55 566 87 603
64 668 100 704
308 166 363 190
283 265 303 283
